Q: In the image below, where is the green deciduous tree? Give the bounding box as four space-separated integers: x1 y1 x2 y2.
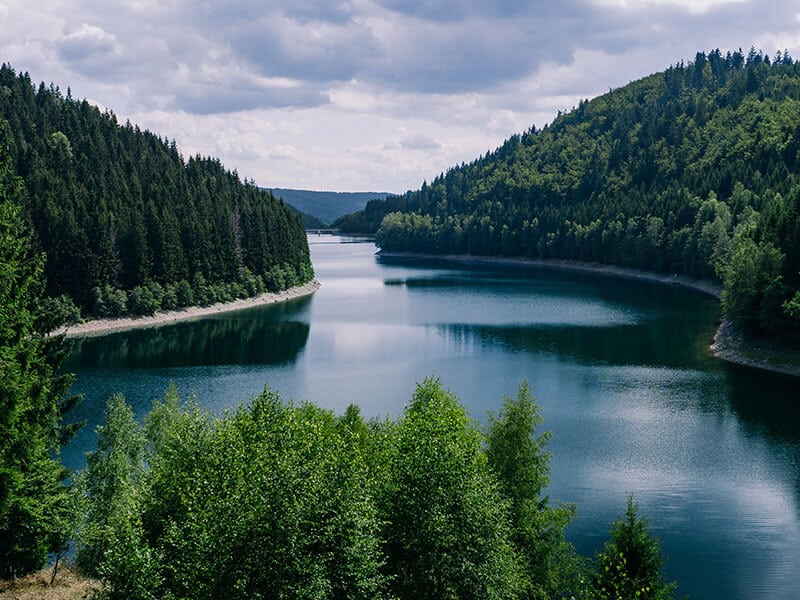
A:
486 381 583 599
380 378 524 600
719 234 785 333
783 287 800 321
154 390 386 600
77 386 386 600
73 394 160 599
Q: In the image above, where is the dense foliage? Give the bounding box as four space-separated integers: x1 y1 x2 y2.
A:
0 148 78 577
74 380 675 600
0 64 313 317
339 49 800 339
378 379 524 599
486 382 583 599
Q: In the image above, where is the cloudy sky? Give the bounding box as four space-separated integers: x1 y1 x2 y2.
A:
1 1 798 192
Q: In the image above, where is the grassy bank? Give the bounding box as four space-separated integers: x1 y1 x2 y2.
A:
0 566 100 600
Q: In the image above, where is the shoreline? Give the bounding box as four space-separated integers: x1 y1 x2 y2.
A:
711 318 800 378
54 280 321 339
378 251 800 378
377 251 722 298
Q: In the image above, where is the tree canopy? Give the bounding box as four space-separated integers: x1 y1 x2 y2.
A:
589 497 677 600
72 380 678 600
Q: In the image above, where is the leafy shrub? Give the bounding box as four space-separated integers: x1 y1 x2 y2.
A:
253 274 266 295
128 286 159 316
282 263 299 288
145 281 165 309
175 279 194 307
161 283 178 311
92 285 127 317
239 267 260 296
230 281 247 300
192 273 211 306
39 294 82 328
265 265 287 292
299 261 315 283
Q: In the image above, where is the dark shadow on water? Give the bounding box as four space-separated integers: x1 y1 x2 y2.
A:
438 314 718 370
64 316 310 369
378 254 716 295
724 366 800 443
384 266 719 320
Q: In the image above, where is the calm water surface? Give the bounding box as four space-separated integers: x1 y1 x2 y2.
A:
63 236 800 599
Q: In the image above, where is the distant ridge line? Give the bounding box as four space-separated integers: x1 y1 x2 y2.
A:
264 187 394 225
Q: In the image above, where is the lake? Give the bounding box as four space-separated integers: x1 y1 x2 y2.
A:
63 235 800 599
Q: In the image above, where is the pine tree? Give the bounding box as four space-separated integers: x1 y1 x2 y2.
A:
589 497 677 600
0 145 76 576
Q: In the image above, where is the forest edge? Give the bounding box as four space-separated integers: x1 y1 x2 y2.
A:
51 280 321 339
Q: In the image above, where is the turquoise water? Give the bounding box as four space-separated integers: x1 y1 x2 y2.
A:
63 236 800 599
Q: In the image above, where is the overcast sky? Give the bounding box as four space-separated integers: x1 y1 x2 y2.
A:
1 1 798 192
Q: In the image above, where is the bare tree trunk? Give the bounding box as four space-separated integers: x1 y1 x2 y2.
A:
50 552 61 586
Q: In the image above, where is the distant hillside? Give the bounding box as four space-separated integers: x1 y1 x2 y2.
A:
340 49 800 339
286 204 327 229
267 188 392 226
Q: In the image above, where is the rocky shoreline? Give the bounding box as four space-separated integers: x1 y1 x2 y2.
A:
711 318 800 378
53 280 321 339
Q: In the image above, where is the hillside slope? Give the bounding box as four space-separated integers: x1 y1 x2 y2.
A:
0 65 313 316
340 49 800 339
285 203 327 229
269 188 391 225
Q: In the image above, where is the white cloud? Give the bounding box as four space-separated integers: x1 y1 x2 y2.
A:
56 23 119 61
269 144 300 160
125 0 170 14
590 0 747 13
399 133 441 150
0 0 798 191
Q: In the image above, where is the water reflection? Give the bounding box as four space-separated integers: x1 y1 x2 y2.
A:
724 368 800 443
436 319 718 369
65 307 311 369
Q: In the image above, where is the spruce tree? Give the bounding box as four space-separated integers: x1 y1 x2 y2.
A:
590 497 677 600
0 145 75 577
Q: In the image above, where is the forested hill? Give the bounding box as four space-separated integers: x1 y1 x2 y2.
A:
338 49 800 338
268 188 392 225
287 204 327 230
0 64 313 317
